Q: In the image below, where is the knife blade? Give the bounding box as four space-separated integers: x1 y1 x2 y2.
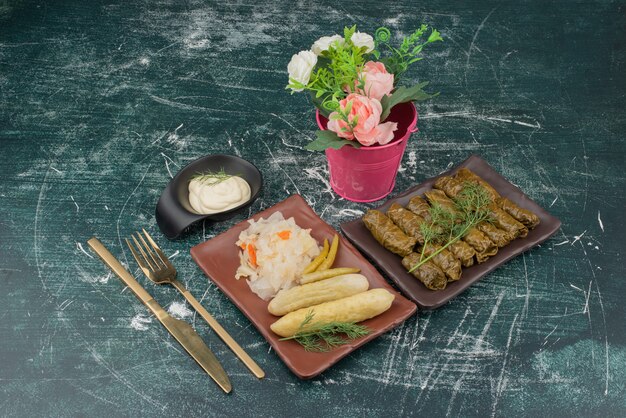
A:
87 237 231 393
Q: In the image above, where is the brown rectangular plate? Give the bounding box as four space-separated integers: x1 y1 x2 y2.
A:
190 194 417 379
340 155 562 310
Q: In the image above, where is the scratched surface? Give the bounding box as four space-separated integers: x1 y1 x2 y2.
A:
0 0 624 416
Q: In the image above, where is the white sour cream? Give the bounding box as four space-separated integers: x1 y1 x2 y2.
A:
188 176 251 215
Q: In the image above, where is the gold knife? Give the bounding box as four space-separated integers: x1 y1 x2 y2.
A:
87 237 232 393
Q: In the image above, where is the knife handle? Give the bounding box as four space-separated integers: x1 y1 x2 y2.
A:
87 237 158 309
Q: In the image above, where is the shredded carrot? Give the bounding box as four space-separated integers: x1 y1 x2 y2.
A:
247 243 257 268
239 243 246 250
277 230 291 240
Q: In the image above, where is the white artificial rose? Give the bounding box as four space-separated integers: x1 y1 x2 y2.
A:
311 34 344 55
351 31 375 53
287 50 318 91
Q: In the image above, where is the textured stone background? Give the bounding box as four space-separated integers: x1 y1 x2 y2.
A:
0 0 624 416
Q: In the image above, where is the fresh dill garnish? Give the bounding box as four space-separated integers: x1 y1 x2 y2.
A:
279 310 370 352
191 168 236 184
410 182 492 272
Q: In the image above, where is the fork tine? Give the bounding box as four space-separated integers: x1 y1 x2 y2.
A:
132 234 159 271
142 228 172 267
126 238 152 271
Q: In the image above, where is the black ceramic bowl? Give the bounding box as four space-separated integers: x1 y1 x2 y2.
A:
155 154 263 239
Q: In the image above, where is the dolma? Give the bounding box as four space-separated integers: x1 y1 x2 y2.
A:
424 189 461 218
448 240 476 267
406 195 432 221
486 203 528 238
496 197 540 229
424 189 497 258
402 253 447 290
475 247 498 264
418 243 462 281
476 221 511 247
387 203 426 244
463 228 498 262
439 178 514 247
454 168 500 202
433 175 465 199
362 210 417 257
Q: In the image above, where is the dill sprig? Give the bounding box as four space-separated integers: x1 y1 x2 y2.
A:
191 168 236 185
410 182 492 272
279 310 370 352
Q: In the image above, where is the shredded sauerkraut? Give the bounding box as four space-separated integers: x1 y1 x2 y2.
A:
235 211 320 300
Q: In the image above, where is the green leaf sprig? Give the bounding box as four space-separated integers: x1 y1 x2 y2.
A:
379 82 438 121
409 182 492 272
374 25 443 82
279 310 370 352
306 130 361 151
191 168 236 185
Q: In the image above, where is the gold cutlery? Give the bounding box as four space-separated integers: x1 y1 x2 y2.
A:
125 229 265 379
87 237 232 393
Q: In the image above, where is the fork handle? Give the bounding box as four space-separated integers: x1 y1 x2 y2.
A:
173 281 265 379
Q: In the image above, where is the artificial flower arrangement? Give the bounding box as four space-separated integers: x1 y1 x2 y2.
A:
287 25 443 151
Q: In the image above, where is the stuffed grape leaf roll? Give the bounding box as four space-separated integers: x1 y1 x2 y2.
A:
402 252 448 290
476 221 511 247
406 195 432 221
433 175 465 199
448 240 476 267
424 189 461 218
386 203 426 244
463 228 498 263
362 210 417 257
423 189 498 260
418 243 462 282
496 197 540 229
486 203 528 238
454 168 500 202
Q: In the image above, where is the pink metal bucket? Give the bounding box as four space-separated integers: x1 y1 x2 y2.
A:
316 101 418 202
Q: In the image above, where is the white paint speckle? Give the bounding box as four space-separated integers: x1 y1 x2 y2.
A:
76 242 94 259
139 57 150 66
406 151 417 169
304 166 333 198
184 30 210 49
597 211 604 232
549 196 558 207
384 17 401 26
333 208 364 218
97 272 112 284
70 195 79 212
420 110 541 129
570 230 587 246
130 314 152 331
167 301 193 319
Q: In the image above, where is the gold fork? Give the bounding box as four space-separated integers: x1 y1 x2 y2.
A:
126 228 265 379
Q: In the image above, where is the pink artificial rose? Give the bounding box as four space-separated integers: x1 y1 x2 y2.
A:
327 93 398 146
356 61 394 101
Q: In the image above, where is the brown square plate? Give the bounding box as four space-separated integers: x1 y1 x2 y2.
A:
340 155 562 310
190 194 417 379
